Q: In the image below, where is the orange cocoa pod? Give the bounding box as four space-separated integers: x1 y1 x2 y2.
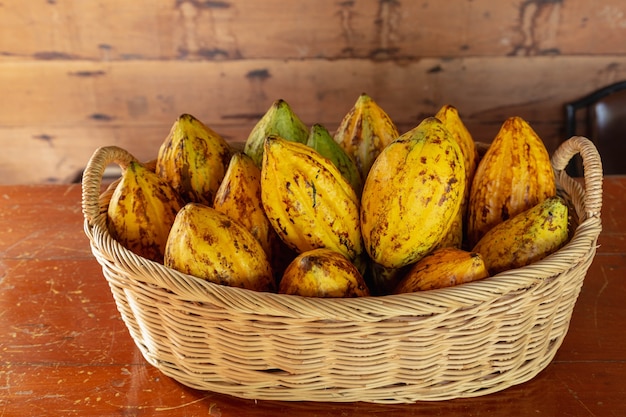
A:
467 116 556 247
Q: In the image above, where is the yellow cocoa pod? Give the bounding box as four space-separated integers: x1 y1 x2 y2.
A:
107 160 184 264
435 105 478 204
472 196 569 275
213 152 279 259
278 248 370 297
435 207 463 250
435 105 478 247
164 203 275 292
394 247 489 293
467 116 556 247
360 117 465 269
156 113 232 206
333 93 399 181
261 135 363 262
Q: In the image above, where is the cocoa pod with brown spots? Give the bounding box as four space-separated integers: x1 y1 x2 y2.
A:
278 248 370 297
393 247 489 293
467 116 556 248
164 203 276 292
434 104 479 249
333 93 399 181
156 113 232 206
472 196 569 275
360 117 466 269
213 152 291 281
107 159 184 264
260 135 363 263
213 152 278 261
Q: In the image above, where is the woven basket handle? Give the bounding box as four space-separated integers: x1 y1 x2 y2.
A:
551 136 603 219
81 145 139 226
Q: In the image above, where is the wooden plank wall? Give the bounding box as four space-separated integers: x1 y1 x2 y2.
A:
2 0 626 184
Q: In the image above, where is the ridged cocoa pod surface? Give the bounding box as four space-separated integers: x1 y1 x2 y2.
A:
360 117 465 269
261 135 363 263
467 116 556 247
333 93 399 181
156 113 232 206
394 247 489 293
164 203 276 292
472 196 569 275
435 104 479 249
107 160 184 264
278 248 370 297
213 152 278 260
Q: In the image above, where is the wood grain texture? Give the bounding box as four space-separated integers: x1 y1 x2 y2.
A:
1 0 626 183
2 56 626 184
2 0 626 60
1 179 625 415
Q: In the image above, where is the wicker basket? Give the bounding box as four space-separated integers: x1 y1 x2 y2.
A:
81 136 602 404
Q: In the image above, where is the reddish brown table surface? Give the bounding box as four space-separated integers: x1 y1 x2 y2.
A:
1 179 625 416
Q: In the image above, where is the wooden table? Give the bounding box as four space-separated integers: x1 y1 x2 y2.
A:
1 178 625 416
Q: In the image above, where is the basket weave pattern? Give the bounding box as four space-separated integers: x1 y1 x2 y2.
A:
82 136 602 403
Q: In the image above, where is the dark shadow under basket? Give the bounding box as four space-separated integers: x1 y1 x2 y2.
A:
81 136 602 404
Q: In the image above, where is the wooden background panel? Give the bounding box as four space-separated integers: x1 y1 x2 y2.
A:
5 56 626 129
2 0 626 184
1 119 566 184
2 0 626 61
2 55 626 183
